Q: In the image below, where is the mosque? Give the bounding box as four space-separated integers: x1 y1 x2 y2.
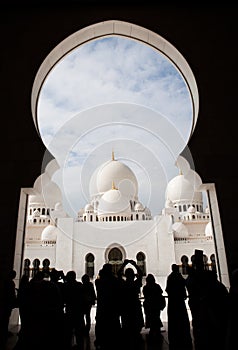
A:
23 152 215 286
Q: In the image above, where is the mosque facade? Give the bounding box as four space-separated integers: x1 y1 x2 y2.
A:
23 154 215 285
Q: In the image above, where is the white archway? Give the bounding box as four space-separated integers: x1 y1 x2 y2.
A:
31 20 199 139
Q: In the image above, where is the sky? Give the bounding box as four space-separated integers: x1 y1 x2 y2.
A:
38 35 195 217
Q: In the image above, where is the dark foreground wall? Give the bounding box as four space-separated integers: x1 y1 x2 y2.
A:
0 1 237 343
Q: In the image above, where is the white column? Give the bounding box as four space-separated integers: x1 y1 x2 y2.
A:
55 218 74 273
205 184 230 288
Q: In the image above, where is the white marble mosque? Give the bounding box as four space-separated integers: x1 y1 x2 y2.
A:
22 153 216 289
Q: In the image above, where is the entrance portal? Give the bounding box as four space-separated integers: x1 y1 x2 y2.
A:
108 247 123 275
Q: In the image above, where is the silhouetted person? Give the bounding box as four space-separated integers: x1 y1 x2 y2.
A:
81 273 96 335
202 270 229 350
64 270 85 349
19 270 64 350
95 263 121 350
143 273 165 338
186 250 229 350
49 268 65 307
165 264 192 350
186 250 209 350
50 268 65 284
117 259 144 349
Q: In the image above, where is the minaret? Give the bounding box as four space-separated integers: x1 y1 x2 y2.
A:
112 149 115 161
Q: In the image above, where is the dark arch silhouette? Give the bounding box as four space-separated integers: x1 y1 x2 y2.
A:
136 251 146 276
85 253 95 278
108 247 123 275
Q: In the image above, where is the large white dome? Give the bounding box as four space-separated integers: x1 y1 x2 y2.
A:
166 174 202 204
98 188 131 215
41 224 58 242
89 159 138 200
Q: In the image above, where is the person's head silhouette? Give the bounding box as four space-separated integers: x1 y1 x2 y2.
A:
66 270 76 283
146 273 155 284
125 268 135 281
82 274 90 284
172 264 179 273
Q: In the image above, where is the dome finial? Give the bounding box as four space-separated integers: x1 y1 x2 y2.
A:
179 168 183 175
112 149 115 161
112 180 118 190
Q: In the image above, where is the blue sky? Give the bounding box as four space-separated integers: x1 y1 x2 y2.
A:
38 36 194 217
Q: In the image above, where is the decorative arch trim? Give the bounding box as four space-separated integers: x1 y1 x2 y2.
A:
104 243 126 263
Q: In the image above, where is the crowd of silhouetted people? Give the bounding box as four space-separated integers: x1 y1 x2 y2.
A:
3 251 238 350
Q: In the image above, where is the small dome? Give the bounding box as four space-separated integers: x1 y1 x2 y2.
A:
166 174 202 204
98 189 131 215
134 202 144 211
84 204 94 212
41 225 58 241
187 206 196 213
172 222 189 237
205 222 213 236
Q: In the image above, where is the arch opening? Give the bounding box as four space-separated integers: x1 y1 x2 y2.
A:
32 20 197 218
